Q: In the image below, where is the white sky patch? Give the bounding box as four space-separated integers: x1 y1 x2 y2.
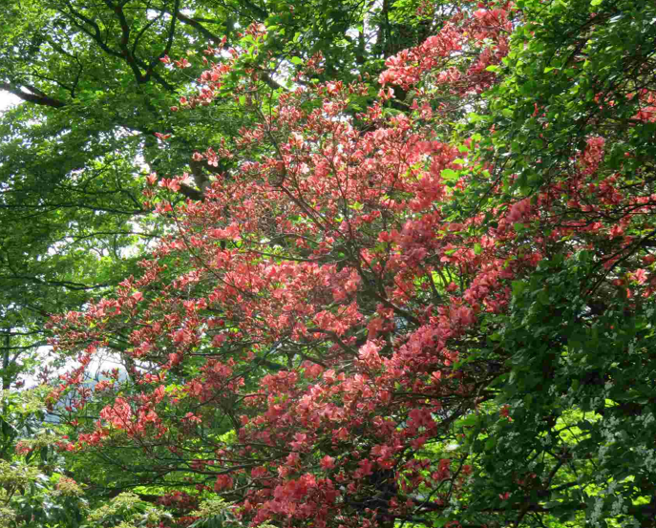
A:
0 91 21 114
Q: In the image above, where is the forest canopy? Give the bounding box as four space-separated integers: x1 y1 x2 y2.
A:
1 0 656 527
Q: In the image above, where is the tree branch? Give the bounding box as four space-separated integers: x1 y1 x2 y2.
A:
0 83 66 108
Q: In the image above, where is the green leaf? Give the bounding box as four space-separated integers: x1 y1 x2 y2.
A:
441 169 459 182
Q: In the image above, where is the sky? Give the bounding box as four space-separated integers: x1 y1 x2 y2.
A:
0 91 21 114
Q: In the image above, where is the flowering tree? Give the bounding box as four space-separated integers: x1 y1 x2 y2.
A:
45 0 656 527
